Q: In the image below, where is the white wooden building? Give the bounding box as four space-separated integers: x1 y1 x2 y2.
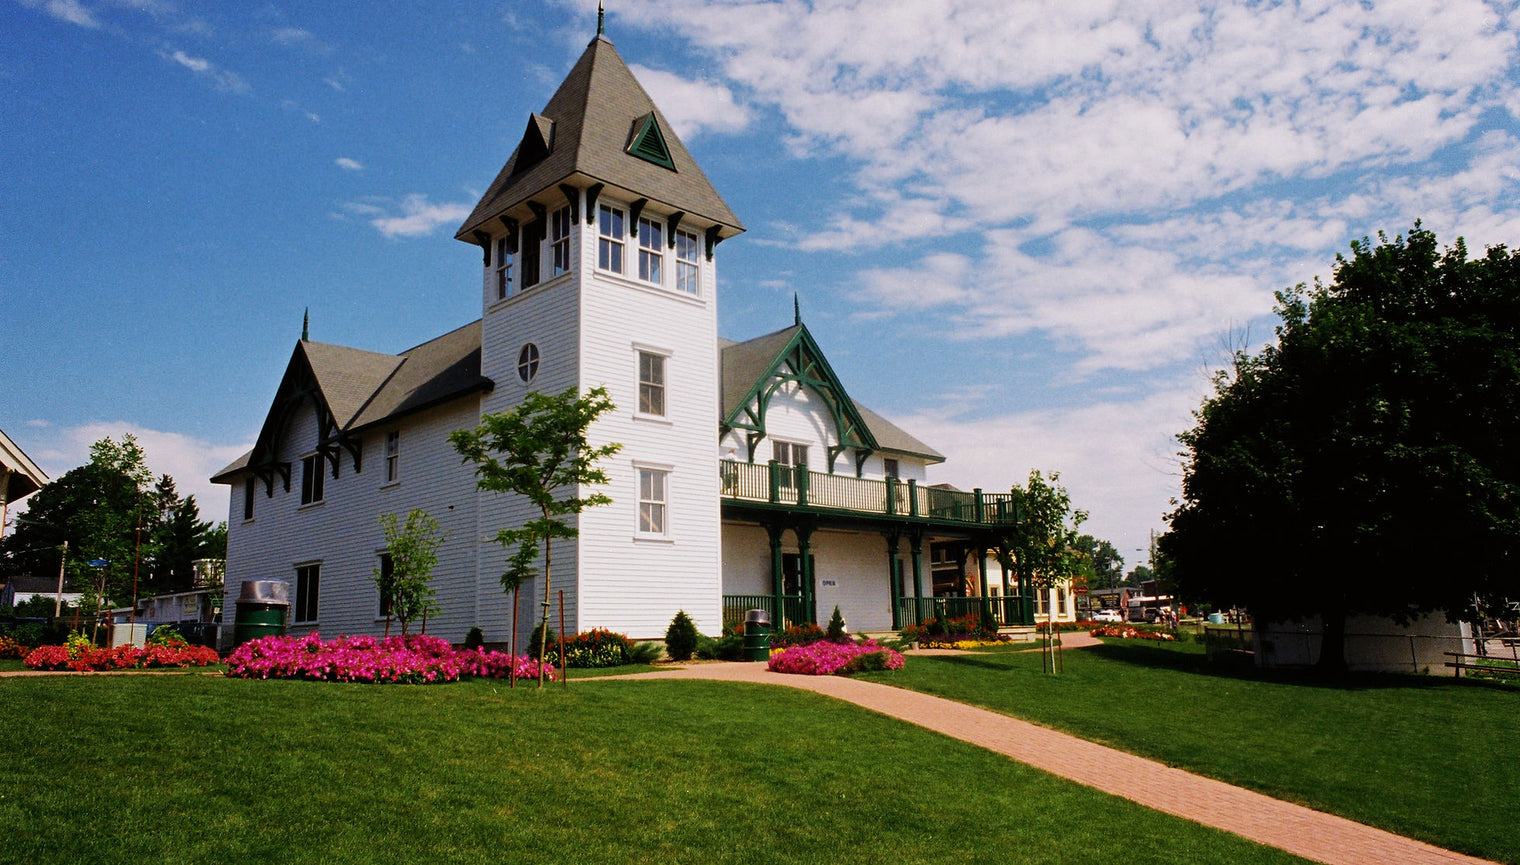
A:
213 29 1030 648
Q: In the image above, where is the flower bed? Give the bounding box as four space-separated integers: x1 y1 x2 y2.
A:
224 633 557 684
1088 625 1177 642
915 638 1007 650
23 642 221 672
767 640 904 676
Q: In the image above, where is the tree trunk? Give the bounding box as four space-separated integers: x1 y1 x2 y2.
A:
538 506 552 689
1318 604 1349 678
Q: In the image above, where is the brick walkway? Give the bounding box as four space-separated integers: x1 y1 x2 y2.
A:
605 657 1497 865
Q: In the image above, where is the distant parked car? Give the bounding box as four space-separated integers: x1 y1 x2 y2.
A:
1092 609 1123 623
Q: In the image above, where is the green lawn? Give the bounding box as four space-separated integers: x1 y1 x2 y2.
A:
859 639 1519 864
0 673 1311 865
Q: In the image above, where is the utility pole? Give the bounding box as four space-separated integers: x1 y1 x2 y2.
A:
55 540 68 617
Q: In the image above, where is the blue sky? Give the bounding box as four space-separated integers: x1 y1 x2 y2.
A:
6 0 1520 569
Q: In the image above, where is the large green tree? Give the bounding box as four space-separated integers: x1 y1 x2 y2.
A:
1163 225 1520 671
1072 534 1124 590
449 386 621 685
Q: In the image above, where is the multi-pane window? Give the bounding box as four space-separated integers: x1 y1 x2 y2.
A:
676 229 700 294
495 236 514 300
551 206 572 277
637 217 663 283
638 468 667 535
773 441 808 488
883 458 899 479
300 454 324 505
638 351 665 416
295 564 320 623
598 204 624 273
518 343 540 384
522 220 542 289
385 431 400 483
243 477 255 520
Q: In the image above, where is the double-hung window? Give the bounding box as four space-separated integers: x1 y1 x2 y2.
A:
676 229 700 294
522 220 542 289
377 553 393 618
495 236 514 300
598 204 625 273
295 564 320 623
300 454 324 505
637 217 663 283
638 468 667 535
773 441 808 489
243 477 255 520
638 351 665 416
551 206 572 277
384 431 400 483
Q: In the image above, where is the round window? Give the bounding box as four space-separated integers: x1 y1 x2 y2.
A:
517 343 540 383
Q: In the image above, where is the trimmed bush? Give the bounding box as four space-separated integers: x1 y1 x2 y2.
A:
463 627 485 650
826 606 848 643
665 610 699 661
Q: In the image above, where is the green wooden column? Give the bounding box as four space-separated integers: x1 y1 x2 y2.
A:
909 530 925 625
885 530 902 630
796 524 816 624
767 523 785 627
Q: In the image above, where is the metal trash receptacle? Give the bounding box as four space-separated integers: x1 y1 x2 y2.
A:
233 579 291 647
742 609 771 661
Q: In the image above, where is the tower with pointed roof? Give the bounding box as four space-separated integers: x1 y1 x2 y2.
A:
456 28 743 638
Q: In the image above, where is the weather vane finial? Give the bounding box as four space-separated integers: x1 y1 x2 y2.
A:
793 293 801 326
597 1 605 37
302 307 309 341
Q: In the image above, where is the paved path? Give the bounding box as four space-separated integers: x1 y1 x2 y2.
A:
601 658 1497 865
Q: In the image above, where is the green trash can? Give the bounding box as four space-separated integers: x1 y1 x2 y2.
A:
742 609 771 661
233 579 291 647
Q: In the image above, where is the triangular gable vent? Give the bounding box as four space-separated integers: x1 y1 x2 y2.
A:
626 112 676 171
512 113 555 176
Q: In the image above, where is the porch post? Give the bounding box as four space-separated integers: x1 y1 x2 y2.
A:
885 530 902 630
767 523 785 627
909 529 925 624
796 524 816 624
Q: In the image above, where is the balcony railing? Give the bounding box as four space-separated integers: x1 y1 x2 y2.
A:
720 459 1018 525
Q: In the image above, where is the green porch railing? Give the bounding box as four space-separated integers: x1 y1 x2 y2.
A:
720 460 1020 525
895 595 1031 628
722 594 810 631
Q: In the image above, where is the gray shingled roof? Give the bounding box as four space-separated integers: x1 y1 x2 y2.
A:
456 35 743 242
1 428 47 502
213 322 489 483
719 326 945 463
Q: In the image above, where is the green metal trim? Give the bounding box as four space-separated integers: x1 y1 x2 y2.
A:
626 112 677 171
720 324 881 470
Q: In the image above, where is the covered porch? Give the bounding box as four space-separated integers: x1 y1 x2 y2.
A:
719 459 1036 633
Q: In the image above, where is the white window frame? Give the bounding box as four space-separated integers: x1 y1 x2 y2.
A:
550 206 572 277
637 217 663 284
637 349 666 418
518 343 540 384
294 562 321 623
495 236 515 301
675 228 700 295
772 440 808 489
300 454 325 505
384 431 400 484
598 204 625 274
635 464 671 538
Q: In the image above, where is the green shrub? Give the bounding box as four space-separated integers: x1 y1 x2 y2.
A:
549 628 633 668
628 641 664 664
826 606 848 643
696 630 743 661
665 610 699 661
527 621 557 659
770 622 826 648
147 626 187 648
464 627 485 650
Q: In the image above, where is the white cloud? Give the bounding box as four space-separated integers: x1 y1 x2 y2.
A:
15 422 251 525
889 383 1203 560
367 194 474 239
37 0 100 28
335 157 364 172
629 64 752 139
158 47 250 94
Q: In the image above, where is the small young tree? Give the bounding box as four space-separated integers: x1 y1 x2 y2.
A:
993 469 1088 673
373 509 445 637
449 386 621 687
